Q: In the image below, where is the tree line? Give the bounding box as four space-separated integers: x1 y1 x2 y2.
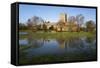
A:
19 15 96 32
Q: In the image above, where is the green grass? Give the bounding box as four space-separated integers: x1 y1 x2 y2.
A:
19 50 96 64
19 31 95 39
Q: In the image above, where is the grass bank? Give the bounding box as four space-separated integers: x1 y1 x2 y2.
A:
19 31 95 39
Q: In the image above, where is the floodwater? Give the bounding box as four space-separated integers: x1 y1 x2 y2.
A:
19 32 97 64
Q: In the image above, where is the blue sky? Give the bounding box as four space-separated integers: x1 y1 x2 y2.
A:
19 4 96 24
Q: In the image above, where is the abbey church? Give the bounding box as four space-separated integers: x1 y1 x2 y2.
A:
27 13 81 32
45 13 78 32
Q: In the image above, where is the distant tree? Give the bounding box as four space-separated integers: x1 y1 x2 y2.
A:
68 16 76 32
49 25 54 30
47 21 50 24
27 19 37 31
27 19 32 28
19 23 28 30
27 16 44 31
86 20 95 32
80 27 86 31
43 23 47 32
37 24 42 30
76 14 84 25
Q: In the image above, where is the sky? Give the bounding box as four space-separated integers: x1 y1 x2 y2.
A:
19 4 96 24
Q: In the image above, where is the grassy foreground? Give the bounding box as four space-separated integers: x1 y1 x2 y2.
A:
19 50 96 64
19 31 95 39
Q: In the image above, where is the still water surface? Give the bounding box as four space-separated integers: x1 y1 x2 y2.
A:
19 32 96 63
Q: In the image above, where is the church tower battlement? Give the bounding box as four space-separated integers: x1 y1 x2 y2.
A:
59 13 67 23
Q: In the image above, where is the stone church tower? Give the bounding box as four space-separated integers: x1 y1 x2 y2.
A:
56 13 69 31
59 13 67 22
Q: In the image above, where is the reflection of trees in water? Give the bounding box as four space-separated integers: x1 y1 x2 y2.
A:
85 36 95 44
57 37 82 49
56 36 95 51
27 32 51 48
27 33 44 48
56 39 65 48
28 39 44 48
27 31 95 50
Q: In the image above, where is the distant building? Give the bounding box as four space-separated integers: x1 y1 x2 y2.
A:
56 13 69 31
59 13 67 23
27 13 79 32
56 13 78 32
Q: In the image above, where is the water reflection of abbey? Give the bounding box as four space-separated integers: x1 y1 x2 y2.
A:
27 35 95 50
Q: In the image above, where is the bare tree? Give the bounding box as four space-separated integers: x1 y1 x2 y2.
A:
76 14 84 31
27 16 44 31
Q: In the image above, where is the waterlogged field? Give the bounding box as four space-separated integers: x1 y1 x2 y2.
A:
19 31 96 64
